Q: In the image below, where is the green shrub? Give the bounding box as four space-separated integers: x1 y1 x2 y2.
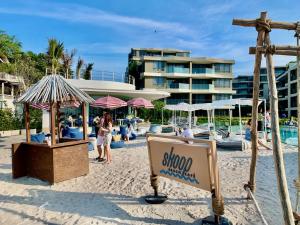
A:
0 109 21 131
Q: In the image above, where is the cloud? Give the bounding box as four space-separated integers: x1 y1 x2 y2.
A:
0 1 191 35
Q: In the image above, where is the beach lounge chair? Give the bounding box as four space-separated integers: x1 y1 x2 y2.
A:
147 124 162 134
216 139 243 151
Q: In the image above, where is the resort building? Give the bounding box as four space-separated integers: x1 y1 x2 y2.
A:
277 62 298 117
0 72 24 110
127 48 236 104
233 66 286 101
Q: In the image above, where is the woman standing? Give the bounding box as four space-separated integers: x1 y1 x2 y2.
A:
101 112 113 164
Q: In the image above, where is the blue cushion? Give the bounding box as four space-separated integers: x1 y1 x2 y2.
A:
129 133 137 140
30 133 45 143
119 126 128 136
70 131 83 139
110 141 125 149
62 126 70 137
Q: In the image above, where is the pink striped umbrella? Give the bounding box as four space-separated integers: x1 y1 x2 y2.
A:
91 96 127 109
30 101 80 111
127 98 154 109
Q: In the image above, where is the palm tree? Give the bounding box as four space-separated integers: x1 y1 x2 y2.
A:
62 49 76 79
47 38 64 74
83 63 94 80
76 57 84 79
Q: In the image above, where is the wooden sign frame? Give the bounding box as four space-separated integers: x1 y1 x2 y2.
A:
145 134 228 225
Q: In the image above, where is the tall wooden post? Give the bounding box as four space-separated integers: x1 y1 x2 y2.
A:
57 102 61 142
296 25 300 213
82 103 88 140
24 103 30 143
50 102 56 146
265 32 294 225
249 11 267 193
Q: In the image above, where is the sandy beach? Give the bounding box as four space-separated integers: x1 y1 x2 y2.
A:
0 135 298 225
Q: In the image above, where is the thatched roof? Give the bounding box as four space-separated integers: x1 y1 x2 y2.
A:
16 74 94 104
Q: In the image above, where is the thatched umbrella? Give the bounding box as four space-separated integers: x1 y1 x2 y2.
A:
15 74 94 145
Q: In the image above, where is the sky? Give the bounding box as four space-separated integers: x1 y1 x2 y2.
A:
0 0 299 78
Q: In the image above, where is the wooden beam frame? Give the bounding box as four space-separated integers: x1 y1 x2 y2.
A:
82 103 88 141
24 103 30 143
248 11 267 194
50 102 56 146
233 11 296 224
232 19 298 30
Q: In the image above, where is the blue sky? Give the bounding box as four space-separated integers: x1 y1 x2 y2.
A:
0 0 299 77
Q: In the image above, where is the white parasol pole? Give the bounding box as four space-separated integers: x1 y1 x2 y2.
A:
239 100 242 136
264 99 267 138
229 109 232 133
188 110 192 129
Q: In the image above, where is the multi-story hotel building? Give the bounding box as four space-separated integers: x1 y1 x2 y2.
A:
127 48 236 104
233 66 286 101
277 62 299 117
0 72 24 110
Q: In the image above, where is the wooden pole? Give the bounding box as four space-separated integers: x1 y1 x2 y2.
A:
50 102 56 146
296 31 300 212
265 32 294 225
248 12 267 193
249 47 299 56
82 103 88 140
57 101 61 143
232 19 298 30
24 103 30 143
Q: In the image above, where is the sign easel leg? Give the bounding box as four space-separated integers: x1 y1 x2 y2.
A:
144 174 167 204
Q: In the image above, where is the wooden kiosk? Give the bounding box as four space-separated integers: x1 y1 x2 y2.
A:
12 74 95 184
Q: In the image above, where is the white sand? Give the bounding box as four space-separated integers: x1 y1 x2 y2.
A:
0 135 298 225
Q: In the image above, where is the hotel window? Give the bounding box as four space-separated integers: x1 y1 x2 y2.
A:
214 64 231 73
153 61 165 72
214 79 231 88
215 94 231 100
153 77 165 87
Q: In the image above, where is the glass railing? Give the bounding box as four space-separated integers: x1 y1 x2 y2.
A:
192 68 214 74
192 84 209 89
168 83 190 89
166 67 190 73
166 99 189 104
192 84 214 90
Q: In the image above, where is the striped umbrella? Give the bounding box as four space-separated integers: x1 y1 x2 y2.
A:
91 96 127 109
127 97 154 108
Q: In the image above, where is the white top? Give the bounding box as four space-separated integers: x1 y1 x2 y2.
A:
182 128 194 139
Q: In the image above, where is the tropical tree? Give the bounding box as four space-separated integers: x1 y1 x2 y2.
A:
46 38 64 74
76 57 84 79
0 30 22 63
62 49 76 79
83 63 93 80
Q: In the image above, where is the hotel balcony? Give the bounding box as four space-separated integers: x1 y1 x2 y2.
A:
192 68 214 74
166 83 190 93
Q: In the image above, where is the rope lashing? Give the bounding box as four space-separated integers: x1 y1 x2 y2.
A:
256 18 271 32
245 187 269 225
212 195 224 216
245 181 256 193
295 22 300 37
150 175 158 187
265 45 277 55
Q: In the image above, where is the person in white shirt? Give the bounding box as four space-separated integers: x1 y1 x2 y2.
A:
182 125 194 144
